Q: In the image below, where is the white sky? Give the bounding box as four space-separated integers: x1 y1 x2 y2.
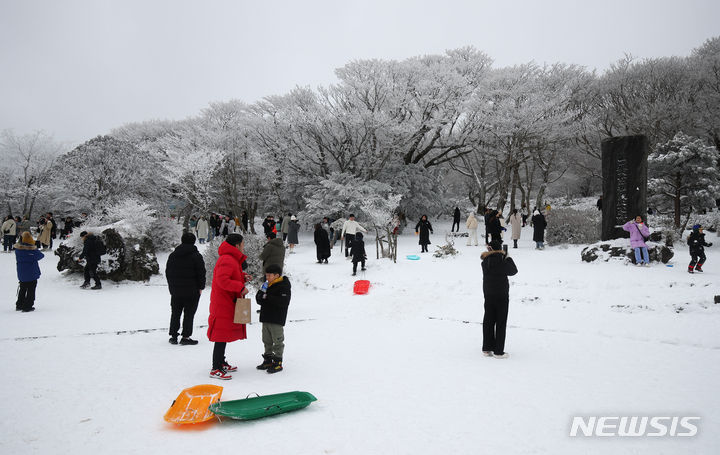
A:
1 0 719 144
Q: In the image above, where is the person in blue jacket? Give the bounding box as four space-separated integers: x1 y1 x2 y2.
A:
14 231 44 312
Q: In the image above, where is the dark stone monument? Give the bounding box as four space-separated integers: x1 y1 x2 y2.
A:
601 135 648 241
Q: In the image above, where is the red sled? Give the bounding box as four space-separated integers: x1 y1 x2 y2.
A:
353 280 370 295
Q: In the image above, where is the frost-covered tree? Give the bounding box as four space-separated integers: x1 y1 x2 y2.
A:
689 37 720 150
463 64 580 212
0 129 64 217
648 132 720 228
50 135 168 213
155 126 223 215
203 101 278 230
301 172 401 259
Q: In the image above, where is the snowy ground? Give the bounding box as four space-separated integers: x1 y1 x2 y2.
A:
1 221 719 454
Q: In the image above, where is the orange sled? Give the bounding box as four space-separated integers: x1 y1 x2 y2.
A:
164 384 224 424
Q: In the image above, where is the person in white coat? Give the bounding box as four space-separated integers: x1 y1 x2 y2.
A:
196 216 209 244
466 213 479 246
2 215 17 252
508 209 522 248
341 214 367 258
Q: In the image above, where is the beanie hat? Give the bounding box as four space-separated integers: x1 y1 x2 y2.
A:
21 231 34 244
355 232 363 240
265 264 283 275
692 224 701 230
489 239 503 251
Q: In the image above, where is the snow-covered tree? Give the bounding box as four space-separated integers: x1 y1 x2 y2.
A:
301 172 401 260
689 37 720 150
648 132 720 228
50 135 167 213
0 129 64 217
155 126 223 215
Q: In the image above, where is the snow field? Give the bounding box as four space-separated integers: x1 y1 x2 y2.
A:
1 222 719 454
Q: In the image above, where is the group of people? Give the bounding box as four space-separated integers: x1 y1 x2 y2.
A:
440 206 548 252
12 202 714 374
2 213 67 252
621 215 714 273
186 212 249 243
164 231 291 379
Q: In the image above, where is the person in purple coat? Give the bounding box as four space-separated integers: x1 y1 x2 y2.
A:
623 215 651 266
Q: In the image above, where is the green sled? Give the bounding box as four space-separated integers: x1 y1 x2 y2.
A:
209 391 317 421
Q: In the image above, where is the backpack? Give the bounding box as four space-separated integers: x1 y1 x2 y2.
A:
97 238 107 255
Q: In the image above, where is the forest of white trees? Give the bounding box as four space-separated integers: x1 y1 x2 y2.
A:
1 37 719 231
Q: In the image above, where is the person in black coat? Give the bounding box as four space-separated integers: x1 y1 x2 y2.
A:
483 207 493 244
687 224 712 273
165 232 206 345
486 210 503 245
313 223 331 263
255 264 291 373
350 232 367 276
78 231 104 289
415 215 434 253
209 214 218 239
451 207 461 232
481 239 518 358
241 211 249 233
531 209 547 249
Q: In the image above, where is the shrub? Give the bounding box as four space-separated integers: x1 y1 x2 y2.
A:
545 207 601 245
203 233 266 287
433 235 459 258
150 217 184 252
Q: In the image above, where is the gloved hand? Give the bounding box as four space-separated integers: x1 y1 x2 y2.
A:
708 243 713 247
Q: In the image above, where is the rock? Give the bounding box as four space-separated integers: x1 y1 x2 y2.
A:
55 228 159 282
581 241 674 264
55 244 84 273
102 228 126 281
124 236 160 281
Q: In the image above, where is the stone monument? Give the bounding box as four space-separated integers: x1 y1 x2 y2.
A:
601 135 648 241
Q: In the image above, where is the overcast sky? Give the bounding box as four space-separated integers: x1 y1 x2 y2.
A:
1 0 718 145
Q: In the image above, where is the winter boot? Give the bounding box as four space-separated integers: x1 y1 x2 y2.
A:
168 336 178 345
256 354 273 370
80 282 90 289
513 240 518 249
688 265 695 274
695 264 704 273
180 337 198 345
90 283 102 290
266 357 283 374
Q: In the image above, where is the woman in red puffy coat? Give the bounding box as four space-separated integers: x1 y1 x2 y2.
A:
208 233 250 379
